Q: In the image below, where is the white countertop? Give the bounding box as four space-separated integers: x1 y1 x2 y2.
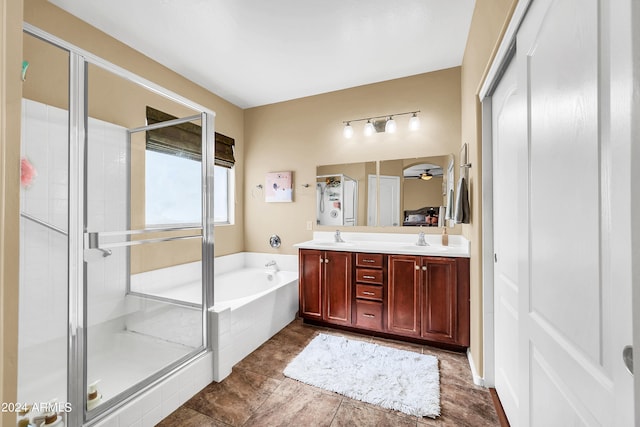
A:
293 231 470 258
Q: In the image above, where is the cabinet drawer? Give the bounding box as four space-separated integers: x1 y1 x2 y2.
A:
356 268 383 284
355 253 383 268
355 300 383 330
356 284 383 301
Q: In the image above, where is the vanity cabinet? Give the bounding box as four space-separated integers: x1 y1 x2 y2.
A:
387 255 421 336
298 248 469 349
298 249 352 326
388 255 470 347
354 253 385 331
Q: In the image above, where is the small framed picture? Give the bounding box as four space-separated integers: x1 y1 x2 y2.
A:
265 171 293 202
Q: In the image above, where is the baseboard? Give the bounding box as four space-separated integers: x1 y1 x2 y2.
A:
489 388 511 427
467 348 485 387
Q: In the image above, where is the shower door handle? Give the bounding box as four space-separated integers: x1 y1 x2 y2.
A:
85 226 202 250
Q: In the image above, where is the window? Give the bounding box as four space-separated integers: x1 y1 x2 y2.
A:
145 150 201 225
145 155 232 225
214 164 231 224
144 106 235 226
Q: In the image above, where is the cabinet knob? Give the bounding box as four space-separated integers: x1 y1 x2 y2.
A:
415 265 420 270
422 266 427 271
325 258 329 263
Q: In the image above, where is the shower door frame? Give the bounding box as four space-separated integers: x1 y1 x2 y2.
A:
23 23 216 427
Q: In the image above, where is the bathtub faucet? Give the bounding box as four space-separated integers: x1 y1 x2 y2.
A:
265 260 278 271
416 231 427 246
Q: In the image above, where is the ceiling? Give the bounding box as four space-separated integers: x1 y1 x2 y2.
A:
49 0 476 109
403 163 443 179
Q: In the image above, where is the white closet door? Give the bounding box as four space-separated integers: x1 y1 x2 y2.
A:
491 0 634 424
378 175 400 227
492 56 524 424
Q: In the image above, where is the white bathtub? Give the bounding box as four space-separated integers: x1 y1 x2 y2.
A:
210 252 299 381
130 253 299 382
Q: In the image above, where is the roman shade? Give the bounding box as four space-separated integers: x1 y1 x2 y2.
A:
146 106 235 168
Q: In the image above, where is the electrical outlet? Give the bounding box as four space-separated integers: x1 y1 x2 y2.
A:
306 220 313 230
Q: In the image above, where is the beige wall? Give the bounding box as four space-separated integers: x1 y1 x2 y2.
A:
403 178 443 210
244 67 462 254
460 0 518 376
1 0 24 424
24 0 246 261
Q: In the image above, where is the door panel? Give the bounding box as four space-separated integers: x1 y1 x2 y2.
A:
324 250 352 325
387 255 420 336
421 258 457 343
299 249 323 319
492 54 522 423
490 0 634 424
523 0 614 423
378 175 400 227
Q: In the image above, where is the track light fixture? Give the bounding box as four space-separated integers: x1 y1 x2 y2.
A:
409 112 420 131
342 111 420 137
364 119 375 136
343 122 354 138
385 116 397 133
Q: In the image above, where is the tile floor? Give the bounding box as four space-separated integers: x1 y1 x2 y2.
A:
158 318 499 427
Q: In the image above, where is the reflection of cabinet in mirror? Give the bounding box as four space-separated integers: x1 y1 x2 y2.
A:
316 162 376 226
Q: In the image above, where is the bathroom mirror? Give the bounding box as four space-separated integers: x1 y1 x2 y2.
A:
316 162 376 226
316 154 454 227
379 155 452 227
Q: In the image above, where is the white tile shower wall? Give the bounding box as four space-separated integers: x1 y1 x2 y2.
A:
19 99 69 350
85 117 129 327
19 99 130 348
18 100 71 405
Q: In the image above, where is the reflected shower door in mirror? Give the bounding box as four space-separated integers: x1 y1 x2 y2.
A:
316 162 375 226
84 63 207 416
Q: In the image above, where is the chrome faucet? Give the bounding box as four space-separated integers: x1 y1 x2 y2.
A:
265 260 278 273
416 231 428 246
334 230 345 243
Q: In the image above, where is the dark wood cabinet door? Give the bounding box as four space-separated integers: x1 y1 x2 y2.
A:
299 249 323 320
324 250 353 325
421 257 457 344
387 255 421 336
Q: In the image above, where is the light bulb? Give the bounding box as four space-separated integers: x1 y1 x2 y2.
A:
343 122 354 138
409 113 420 131
385 117 397 133
364 120 374 136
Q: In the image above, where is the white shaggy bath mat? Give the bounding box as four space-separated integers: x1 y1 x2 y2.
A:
283 333 440 418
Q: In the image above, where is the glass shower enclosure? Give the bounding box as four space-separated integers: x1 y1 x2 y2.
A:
18 26 215 426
